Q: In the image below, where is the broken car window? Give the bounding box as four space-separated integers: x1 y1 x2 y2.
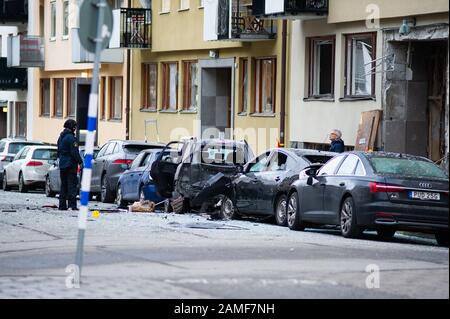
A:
370 157 448 180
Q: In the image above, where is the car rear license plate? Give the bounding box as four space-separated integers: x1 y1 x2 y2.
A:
409 191 440 201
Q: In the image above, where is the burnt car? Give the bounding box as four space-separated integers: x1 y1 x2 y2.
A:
151 138 254 215
230 148 334 225
286 152 449 246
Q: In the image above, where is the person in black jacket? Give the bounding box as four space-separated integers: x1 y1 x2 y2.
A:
329 129 345 153
57 119 83 210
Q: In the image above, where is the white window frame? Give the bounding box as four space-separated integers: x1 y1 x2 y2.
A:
50 1 56 41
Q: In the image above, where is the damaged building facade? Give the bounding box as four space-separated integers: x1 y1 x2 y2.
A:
287 0 449 171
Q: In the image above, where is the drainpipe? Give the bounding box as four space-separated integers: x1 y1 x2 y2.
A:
279 20 287 148
125 0 131 140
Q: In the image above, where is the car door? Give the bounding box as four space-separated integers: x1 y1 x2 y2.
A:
301 155 345 224
5 149 22 184
323 155 359 224
91 143 109 191
129 152 149 200
234 151 271 214
150 141 184 198
10 147 29 184
93 143 116 191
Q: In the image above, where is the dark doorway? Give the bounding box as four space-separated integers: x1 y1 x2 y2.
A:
75 82 98 146
201 67 232 139
0 107 6 139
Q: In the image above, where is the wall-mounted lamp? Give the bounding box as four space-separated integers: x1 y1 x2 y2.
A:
399 18 417 36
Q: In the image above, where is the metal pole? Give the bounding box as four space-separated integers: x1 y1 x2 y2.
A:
75 0 106 281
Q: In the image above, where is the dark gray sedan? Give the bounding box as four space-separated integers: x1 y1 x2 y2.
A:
90 140 164 203
286 152 449 246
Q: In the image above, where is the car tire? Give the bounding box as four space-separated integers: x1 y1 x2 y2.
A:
115 184 128 209
340 196 363 238
275 194 288 227
2 172 11 191
45 176 56 198
219 195 238 220
100 174 114 203
287 192 306 231
376 229 396 240
435 232 449 247
18 172 28 193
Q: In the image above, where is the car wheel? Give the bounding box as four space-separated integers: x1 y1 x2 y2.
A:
376 229 396 240
435 232 449 247
340 197 363 238
45 176 56 198
219 195 237 220
287 192 306 231
18 173 28 193
275 194 288 226
100 174 114 203
115 184 128 208
2 172 11 191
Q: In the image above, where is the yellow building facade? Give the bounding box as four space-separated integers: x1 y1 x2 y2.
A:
129 0 288 155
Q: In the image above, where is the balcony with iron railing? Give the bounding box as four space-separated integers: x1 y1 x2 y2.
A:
252 0 328 19
110 8 152 49
0 57 27 90
231 0 276 41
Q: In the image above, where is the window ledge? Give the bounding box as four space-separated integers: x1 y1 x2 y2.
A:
180 109 197 114
40 114 50 118
159 11 170 15
49 37 56 42
159 109 178 114
303 97 335 102
62 35 69 40
178 8 190 12
198 6 204 9
140 108 158 113
339 96 376 102
108 119 122 123
250 112 276 118
237 112 248 116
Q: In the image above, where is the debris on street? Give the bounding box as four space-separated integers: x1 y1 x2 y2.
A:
129 200 156 213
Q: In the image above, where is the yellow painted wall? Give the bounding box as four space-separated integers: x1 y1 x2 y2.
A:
130 16 286 155
328 0 449 23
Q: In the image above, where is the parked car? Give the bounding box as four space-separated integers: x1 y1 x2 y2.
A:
230 148 335 224
286 152 449 246
0 138 45 189
116 149 167 208
45 146 100 198
2 145 58 192
90 140 165 203
151 138 254 215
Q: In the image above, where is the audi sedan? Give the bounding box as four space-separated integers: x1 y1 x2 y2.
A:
286 152 449 246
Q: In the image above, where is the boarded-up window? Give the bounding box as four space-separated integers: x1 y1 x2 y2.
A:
162 62 178 111
142 63 158 110
254 58 276 114
345 32 376 97
15 102 27 138
240 58 249 113
308 36 335 97
66 78 76 117
182 61 198 110
109 77 123 120
40 79 50 116
53 78 64 117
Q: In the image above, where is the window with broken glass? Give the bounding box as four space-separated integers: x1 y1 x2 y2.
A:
345 33 376 97
308 36 335 98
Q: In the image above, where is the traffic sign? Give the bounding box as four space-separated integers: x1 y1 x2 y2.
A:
79 0 113 53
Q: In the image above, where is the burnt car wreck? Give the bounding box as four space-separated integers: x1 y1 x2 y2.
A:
150 138 254 217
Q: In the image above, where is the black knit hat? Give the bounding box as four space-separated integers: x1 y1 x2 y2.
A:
64 119 77 131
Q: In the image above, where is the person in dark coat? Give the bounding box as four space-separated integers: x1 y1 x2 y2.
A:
57 119 83 210
329 129 345 153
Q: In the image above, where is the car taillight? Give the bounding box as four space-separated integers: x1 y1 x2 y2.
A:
26 161 43 167
113 159 133 166
369 182 405 193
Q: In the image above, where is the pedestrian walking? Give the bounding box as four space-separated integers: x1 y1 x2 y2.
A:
57 119 83 210
329 129 345 153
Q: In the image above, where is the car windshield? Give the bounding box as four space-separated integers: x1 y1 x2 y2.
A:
370 157 448 180
8 143 38 155
201 143 246 165
33 149 58 160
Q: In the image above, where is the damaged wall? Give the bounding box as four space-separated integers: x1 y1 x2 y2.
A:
382 24 449 172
